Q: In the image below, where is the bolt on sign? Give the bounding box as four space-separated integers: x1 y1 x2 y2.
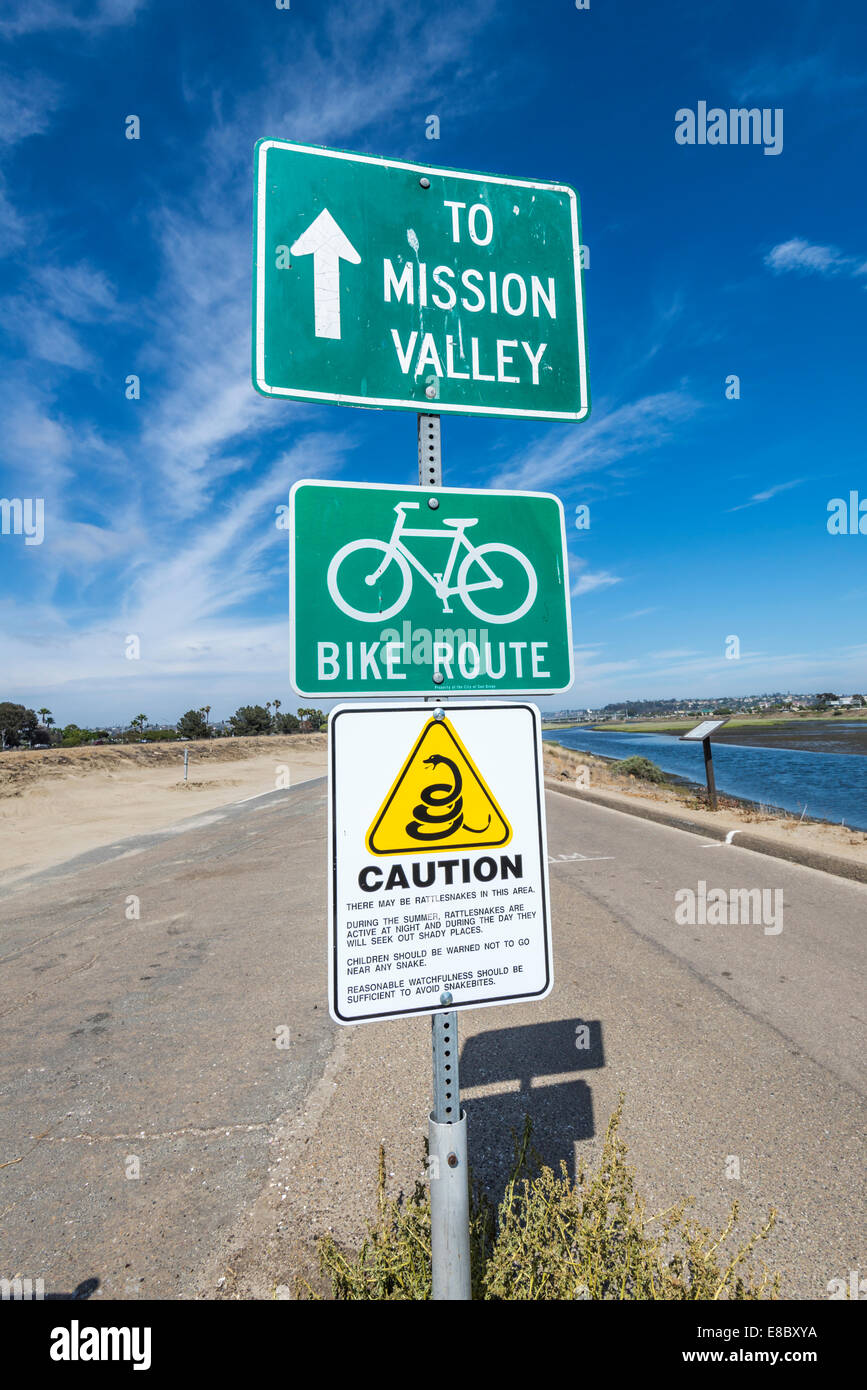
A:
253 140 590 420
290 480 573 697
328 702 552 1024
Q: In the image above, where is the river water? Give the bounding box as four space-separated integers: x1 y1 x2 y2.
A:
543 726 867 831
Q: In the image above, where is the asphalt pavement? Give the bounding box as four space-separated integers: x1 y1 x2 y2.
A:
0 780 863 1299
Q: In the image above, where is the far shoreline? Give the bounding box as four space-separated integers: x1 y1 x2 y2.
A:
542 717 867 757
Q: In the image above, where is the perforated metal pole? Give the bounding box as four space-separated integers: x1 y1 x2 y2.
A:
418 413 472 1300
418 412 442 487
430 1001 470 1299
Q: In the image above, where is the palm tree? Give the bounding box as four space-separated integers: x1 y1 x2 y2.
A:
38 707 51 725
131 714 148 737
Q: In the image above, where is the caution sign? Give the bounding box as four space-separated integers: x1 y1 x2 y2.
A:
366 716 511 855
328 701 553 1025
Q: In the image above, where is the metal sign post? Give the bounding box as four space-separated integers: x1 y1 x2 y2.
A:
702 736 718 811
419 412 471 1300
430 1002 471 1299
680 717 728 811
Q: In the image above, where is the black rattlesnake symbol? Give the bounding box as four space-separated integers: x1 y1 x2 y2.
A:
405 753 492 842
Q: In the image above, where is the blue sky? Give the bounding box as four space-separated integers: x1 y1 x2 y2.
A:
0 0 865 726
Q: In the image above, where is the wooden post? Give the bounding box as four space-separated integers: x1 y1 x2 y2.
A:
702 736 717 810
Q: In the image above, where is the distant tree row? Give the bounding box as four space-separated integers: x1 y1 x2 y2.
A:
223 705 325 737
125 703 326 742
0 700 326 749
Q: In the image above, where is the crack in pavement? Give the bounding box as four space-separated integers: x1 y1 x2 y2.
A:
25 1121 273 1144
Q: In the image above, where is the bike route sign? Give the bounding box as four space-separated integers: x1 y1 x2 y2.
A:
328 701 552 1023
254 140 590 421
289 479 573 697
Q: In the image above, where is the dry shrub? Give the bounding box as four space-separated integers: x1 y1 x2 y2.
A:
306 1100 779 1301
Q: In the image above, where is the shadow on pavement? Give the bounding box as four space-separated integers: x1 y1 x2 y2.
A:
460 1017 604 1189
44 1278 101 1301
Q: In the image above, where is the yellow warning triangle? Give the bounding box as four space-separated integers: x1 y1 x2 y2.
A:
366 716 512 856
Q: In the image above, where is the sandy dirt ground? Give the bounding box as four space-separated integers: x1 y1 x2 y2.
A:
0 736 327 886
544 741 867 868
2 733 863 890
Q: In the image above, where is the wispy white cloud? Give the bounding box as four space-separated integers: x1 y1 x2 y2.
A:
0 383 75 485
0 70 63 143
0 379 150 612
195 0 498 166
733 54 867 104
0 70 65 256
765 237 867 280
47 518 148 569
1 261 124 369
0 177 26 253
33 262 124 322
570 558 622 598
727 479 804 512
127 432 351 636
0 0 146 38
491 390 700 492
0 426 355 725
127 198 271 515
648 648 702 660
1 297 98 369
571 647 641 696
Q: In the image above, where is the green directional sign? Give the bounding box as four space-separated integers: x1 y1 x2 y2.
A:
290 480 573 697
254 140 590 421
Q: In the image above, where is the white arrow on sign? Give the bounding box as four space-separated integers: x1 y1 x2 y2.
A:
290 208 361 341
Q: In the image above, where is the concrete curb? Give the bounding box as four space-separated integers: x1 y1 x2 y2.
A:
544 778 867 886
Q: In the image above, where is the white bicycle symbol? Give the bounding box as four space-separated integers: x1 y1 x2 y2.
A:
327 501 538 624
